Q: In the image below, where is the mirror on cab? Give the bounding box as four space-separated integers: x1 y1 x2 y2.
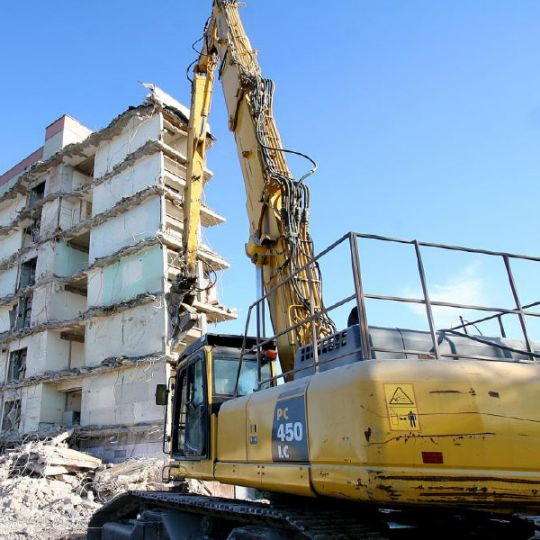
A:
155 384 168 406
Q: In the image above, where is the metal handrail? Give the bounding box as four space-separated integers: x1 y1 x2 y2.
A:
235 231 540 392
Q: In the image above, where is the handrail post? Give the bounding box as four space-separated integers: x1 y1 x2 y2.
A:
349 233 371 360
234 305 253 397
503 255 535 361
413 241 440 359
307 274 320 372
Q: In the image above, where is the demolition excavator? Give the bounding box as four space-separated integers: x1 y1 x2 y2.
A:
89 1 540 538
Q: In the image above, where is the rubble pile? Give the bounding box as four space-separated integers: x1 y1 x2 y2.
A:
0 434 165 539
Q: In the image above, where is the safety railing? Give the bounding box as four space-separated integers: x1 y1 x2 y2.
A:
234 232 540 392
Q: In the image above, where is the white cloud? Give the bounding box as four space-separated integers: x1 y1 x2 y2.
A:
403 261 485 329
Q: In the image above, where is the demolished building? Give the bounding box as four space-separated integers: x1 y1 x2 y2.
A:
0 87 236 460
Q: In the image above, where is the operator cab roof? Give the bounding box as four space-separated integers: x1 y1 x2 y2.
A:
179 333 276 361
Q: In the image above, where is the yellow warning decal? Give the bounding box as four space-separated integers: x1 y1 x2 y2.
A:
384 384 420 431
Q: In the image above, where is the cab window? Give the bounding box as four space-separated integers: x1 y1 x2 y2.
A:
213 355 272 397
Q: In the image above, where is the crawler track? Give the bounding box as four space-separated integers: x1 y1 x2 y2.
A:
88 491 540 539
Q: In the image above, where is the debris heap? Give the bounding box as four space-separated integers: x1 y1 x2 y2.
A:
0 434 166 539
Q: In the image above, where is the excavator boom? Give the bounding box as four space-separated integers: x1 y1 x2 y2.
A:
181 0 334 372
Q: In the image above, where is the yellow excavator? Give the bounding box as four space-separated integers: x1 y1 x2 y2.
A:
89 1 540 538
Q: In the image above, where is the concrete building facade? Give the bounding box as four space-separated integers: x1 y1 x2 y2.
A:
0 87 235 460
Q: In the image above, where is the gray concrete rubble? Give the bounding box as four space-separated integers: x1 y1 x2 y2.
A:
0 432 171 539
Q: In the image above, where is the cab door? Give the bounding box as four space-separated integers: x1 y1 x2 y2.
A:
172 353 209 459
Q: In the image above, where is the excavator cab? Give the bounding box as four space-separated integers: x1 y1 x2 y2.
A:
156 334 277 469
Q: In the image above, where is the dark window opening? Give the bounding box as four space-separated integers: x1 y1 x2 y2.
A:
11 294 32 330
1 399 21 432
80 200 92 221
64 389 81 426
29 182 45 206
23 210 41 245
7 349 27 382
68 231 89 251
18 258 37 290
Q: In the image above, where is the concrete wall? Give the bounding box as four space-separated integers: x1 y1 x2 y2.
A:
0 266 18 297
0 229 22 261
40 198 59 237
39 383 65 425
43 117 93 161
72 169 92 191
54 242 88 277
21 385 41 432
0 307 11 334
0 348 8 384
4 332 85 383
89 196 162 263
94 115 162 179
92 153 162 216
0 195 26 227
4 382 68 432
44 332 72 373
85 302 166 367
87 245 164 308
71 341 84 369
0 176 19 198
81 362 166 426
58 198 81 230
42 165 68 196
36 241 88 279
36 243 54 279
31 283 86 326
10 333 47 378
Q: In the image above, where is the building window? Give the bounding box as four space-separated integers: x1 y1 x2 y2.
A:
29 181 45 206
7 349 27 382
18 258 37 291
1 399 21 432
63 389 82 426
11 294 32 330
22 210 41 246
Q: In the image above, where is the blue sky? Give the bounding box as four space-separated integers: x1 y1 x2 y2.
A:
1 1 540 339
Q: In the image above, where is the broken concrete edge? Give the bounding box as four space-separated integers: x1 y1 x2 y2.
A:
0 160 221 274
0 104 156 205
0 238 163 308
0 231 234 321
161 231 231 271
0 185 166 272
0 351 173 393
0 90 206 207
0 268 91 309
0 189 85 238
0 291 162 345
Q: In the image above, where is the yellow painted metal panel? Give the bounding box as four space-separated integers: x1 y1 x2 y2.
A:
169 459 214 482
305 358 540 509
216 395 249 462
214 462 262 490
258 463 314 497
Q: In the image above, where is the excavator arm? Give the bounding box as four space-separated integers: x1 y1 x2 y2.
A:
181 0 335 373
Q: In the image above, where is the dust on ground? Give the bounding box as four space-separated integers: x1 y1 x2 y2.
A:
0 433 165 539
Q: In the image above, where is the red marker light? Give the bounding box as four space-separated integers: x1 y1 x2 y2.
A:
422 452 444 464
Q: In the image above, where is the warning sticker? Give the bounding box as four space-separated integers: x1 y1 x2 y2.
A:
384 384 420 431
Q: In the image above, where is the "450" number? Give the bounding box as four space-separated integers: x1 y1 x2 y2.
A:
276 421 303 442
